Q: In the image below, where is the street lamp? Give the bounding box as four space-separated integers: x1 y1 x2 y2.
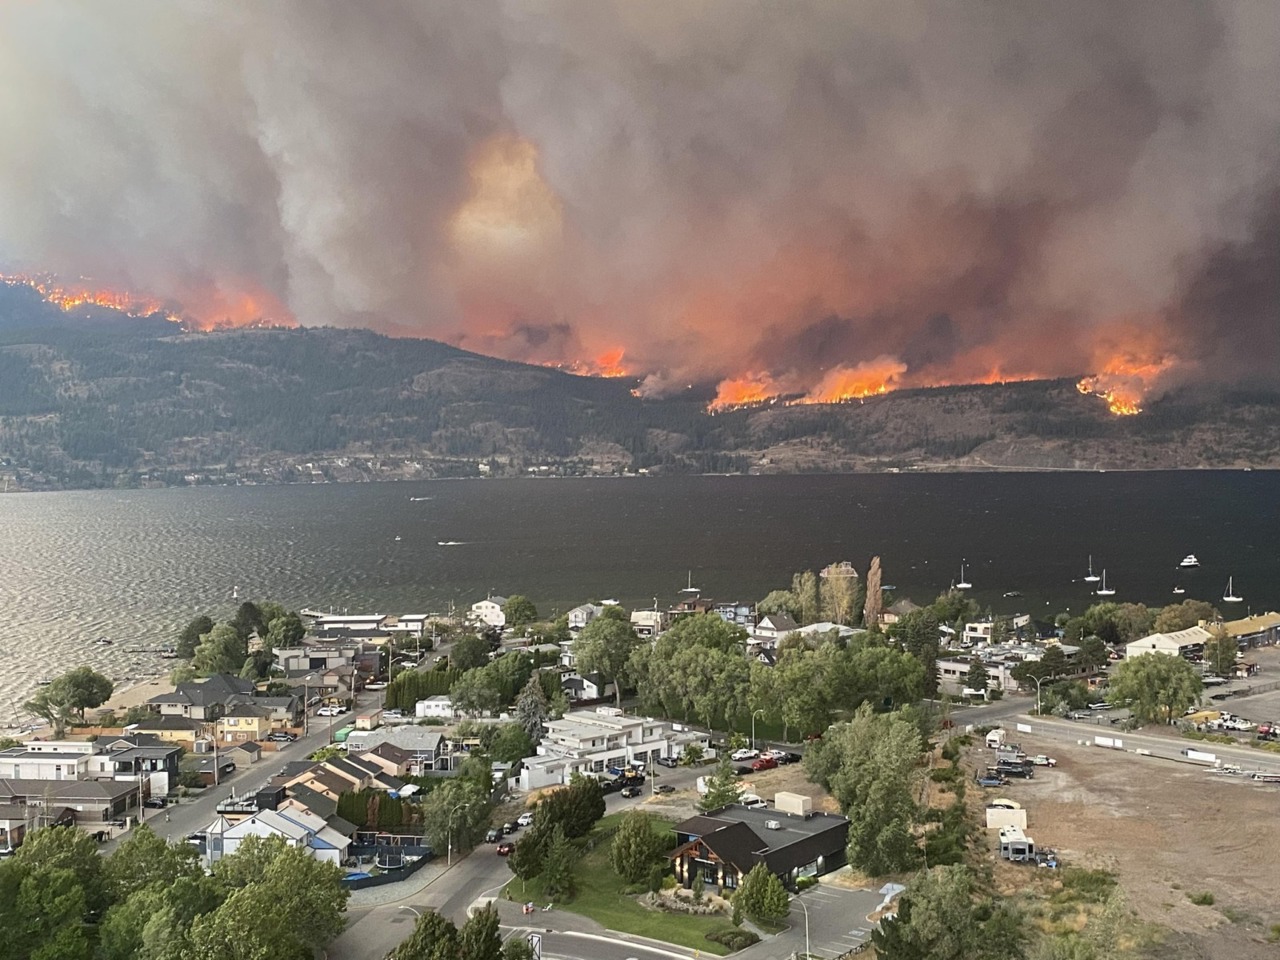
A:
446 801 466 867
1033 674 1047 717
751 709 765 752
791 894 810 959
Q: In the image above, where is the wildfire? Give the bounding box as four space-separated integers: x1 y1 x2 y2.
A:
794 357 908 405
1 272 294 331
708 373 786 412
541 347 630 378
1077 352 1178 416
1 272 178 322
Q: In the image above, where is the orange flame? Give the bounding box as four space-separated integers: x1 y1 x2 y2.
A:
1077 352 1178 415
708 373 785 412
1 272 294 331
794 356 908 405
540 347 630 378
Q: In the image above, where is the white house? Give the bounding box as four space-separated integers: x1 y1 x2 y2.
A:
471 596 508 629
1125 626 1213 660
630 609 668 638
567 604 604 632
414 695 457 719
518 707 710 792
210 807 350 866
754 614 800 641
0 741 93 781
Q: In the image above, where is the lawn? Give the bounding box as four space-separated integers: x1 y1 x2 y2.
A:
504 813 737 955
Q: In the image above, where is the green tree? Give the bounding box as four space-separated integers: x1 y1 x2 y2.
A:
388 909 459 960
488 723 534 763
105 823 201 901
506 827 546 890
733 863 790 923
864 555 884 629
0 862 92 960
793 570 821 624
420 779 491 855
502 596 539 629
1077 636 1110 672
96 874 224 960
696 755 743 813
192 623 248 676
872 865 980 960
609 810 667 884
540 776 605 839
513 673 550 741
450 670 501 717
451 634 491 672
177 615 214 659
22 686 76 738
757 588 801 622
458 903 504 960
1106 653 1203 724
1203 628 1237 677
804 705 923 876
230 601 266 641
13 824 108 917
502 937 537 960
1154 599 1218 634
964 657 989 696
540 823 576 899
264 612 305 651
573 617 641 708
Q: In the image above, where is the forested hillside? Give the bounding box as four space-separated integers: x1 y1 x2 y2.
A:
3 285 1279 490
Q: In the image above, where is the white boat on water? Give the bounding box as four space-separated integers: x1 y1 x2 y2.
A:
437 540 463 546
1172 585 1185 595
956 562 972 590
1179 554 1200 568
1095 570 1115 596
1223 577 1243 603
680 570 701 593
1083 555 1100 583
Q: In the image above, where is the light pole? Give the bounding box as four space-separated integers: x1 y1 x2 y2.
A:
1034 674 1047 717
446 801 466 867
751 709 765 752
791 894 810 959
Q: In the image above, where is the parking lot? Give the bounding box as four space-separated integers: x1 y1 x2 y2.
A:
765 884 881 960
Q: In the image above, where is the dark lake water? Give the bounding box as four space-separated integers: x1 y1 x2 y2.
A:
1 472 1276 708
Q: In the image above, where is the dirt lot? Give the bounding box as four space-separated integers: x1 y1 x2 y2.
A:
968 731 1280 958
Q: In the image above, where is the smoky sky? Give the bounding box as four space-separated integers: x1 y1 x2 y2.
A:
1 0 1278 394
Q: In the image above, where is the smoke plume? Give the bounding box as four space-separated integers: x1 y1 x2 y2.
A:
1 1 1278 401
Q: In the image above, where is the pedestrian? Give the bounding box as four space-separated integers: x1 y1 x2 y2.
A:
165 810 171 822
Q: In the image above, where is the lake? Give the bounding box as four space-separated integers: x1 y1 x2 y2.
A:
1 472 1275 721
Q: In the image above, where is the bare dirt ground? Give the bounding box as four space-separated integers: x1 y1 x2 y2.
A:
966 732 1280 958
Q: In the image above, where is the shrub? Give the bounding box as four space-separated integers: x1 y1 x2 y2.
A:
706 928 760 950
1188 891 1215 906
940 739 962 762
795 875 817 891
1058 868 1116 903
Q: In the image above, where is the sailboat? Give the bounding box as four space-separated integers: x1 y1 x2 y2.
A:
1223 577 1243 603
955 562 972 590
1172 584 1185 595
1095 570 1115 596
1083 555 1100 583
680 571 701 594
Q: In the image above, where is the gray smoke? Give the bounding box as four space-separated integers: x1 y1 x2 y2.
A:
1 1 1277 394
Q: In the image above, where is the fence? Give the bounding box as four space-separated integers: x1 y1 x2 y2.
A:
340 848 434 890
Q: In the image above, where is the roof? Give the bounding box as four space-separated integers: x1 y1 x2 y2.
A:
672 805 850 876
222 703 272 719
475 596 508 607
128 714 207 732
757 614 799 633
287 784 337 819
1127 626 1214 652
0 803 30 820
226 741 263 756
887 599 922 616
149 674 256 708
0 778 139 802
1223 611 1280 637
326 814 359 837
365 742 413 764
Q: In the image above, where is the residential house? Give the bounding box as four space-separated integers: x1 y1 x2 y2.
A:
88 735 183 798
216 703 273 744
518 707 710 792
669 805 850 892
125 713 208 747
187 756 237 788
879 599 921 627
1125 626 1213 661
0 804 76 852
342 727 447 774
274 641 361 674
359 742 414 779
630 609 668 639
1220 612 1280 650
0 741 94 781
415 695 457 720
251 695 303 728
309 614 390 634
211 807 351 866
567 603 604 632
714 602 755 628
146 674 256 722
0 778 138 825
470 595 509 629
753 614 800 642
224 741 263 769
562 672 616 703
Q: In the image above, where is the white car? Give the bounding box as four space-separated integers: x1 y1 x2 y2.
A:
516 812 535 827
730 748 759 762
316 706 341 717
1030 755 1057 767
740 793 767 809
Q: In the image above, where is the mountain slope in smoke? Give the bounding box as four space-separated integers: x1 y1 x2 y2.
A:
2 305 1279 490
1 1 1278 408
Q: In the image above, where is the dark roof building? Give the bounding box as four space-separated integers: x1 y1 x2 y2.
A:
669 805 849 891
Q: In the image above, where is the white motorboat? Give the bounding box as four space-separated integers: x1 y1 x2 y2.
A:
1172 585 1185 595
1223 577 1243 603
1179 555 1200 568
1083 555 1100 583
1095 570 1115 596
956 562 971 590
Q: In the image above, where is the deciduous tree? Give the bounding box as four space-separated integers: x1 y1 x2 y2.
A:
540 823 576 900
573 617 640 707
459 904 504 960
1106 652 1202 724
105 824 201 901
502 596 539 629
177 615 214 659
864 555 883 629
13 823 108 916
1204 628 1238 677
610 810 667 884
192 623 247 676
1154 599 1218 634
450 634 491 672
513 674 550 741
872 865 980 960
388 909 459 960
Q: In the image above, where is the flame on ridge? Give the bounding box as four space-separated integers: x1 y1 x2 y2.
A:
1 272 179 322
541 347 630 378
1077 352 1178 415
708 356 909 413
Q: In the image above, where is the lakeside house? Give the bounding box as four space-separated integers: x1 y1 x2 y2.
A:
470 595 508 629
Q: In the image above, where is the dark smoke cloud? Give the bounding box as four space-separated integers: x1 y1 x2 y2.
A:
1 1 1278 395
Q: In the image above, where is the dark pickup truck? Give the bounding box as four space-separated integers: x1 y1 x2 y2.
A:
994 762 1035 779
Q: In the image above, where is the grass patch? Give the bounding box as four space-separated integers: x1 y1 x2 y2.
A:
505 814 736 955
1267 923 1280 943
1052 868 1117 905
1187 891 1215 906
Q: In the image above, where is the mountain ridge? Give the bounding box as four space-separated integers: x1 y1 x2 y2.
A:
2 290 1279 490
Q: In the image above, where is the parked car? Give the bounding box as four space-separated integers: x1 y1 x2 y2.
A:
316 706 342 717
1030 755 1057 767
730 748 759 762
620 786 642 798
143 797 168 809
502 822 517 835
267 732 296 743
734 765 754 777
987 798 1021 809
654 784 675 794
599 779 621 794
740 794 767 809
751 757 778 771
656 756 680 768
976 773 1007 787
516 812 535 827
995 764 1035 779
496 841 514 856
485 828 502 843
